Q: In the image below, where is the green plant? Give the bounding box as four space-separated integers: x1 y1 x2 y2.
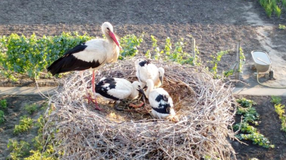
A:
274 103 286 132
7 139 30 159
271 96 282 104
0 32 93 81
238 132 275 149
14 116 33 135
279 24 286 30
119 34 143 60
259 0 286 17
0 99 7 110
234 98 274 148
210 50 229 78
24 103 37 115
236 98 257 108
0 110 5 124
147 35 195 65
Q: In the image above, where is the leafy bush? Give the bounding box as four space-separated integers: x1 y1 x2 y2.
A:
14 116 33 135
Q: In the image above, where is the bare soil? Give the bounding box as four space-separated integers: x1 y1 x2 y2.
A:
0 0 286 159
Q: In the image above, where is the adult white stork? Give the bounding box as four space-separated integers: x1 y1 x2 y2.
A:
135 59 165 88
142 79 175 119
47 22 121 110
95 77 144 110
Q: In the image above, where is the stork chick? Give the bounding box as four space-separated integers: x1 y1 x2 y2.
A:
135 59 165 88
142 79 175 119
95 77 144 111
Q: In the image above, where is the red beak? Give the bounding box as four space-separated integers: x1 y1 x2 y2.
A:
109 31 122 50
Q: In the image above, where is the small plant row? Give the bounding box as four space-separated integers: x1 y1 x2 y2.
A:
271 96 286 132
234 98 275 149
259 0 286 17
7 102 57 160
0 33 197 81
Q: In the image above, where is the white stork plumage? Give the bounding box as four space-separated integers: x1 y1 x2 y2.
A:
142 79 175 119
47 22 121 110
135 59 165 88
95 77 144 110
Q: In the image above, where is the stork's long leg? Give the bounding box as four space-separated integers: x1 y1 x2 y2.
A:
84 70 102 111
91 70 101 110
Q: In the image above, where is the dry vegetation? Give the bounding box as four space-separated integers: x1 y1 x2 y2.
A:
43 58 237 159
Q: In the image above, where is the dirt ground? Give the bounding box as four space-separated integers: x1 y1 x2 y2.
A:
0 0 286 159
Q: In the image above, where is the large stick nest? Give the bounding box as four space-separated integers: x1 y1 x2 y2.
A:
44 57 237 159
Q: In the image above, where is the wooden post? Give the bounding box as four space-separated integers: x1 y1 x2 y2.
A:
235 42 241 80
191 38 196 65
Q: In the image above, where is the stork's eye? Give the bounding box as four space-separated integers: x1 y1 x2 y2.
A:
107 27 110 31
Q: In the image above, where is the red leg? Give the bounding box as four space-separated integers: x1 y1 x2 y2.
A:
84 70 102 111
129 101 144 108
91 70 102 110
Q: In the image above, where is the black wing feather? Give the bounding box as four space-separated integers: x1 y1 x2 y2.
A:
95 77 120 101
47 43 100 75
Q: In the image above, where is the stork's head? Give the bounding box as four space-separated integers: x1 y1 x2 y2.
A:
102 22 121 49
158 67 165 85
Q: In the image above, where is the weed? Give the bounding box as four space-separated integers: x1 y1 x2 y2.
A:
14 116 33 135
271 96 282 104
279 24 286 30
0 99 7 110
7 139 30 159
0 110 5 124
24 103 37 115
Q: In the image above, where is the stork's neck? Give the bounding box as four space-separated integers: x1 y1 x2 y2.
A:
105 35 120 63
146 80 154 98
130 87 139 99
106 34 115 44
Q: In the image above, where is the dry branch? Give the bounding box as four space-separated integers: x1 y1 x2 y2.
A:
44 57 237 160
